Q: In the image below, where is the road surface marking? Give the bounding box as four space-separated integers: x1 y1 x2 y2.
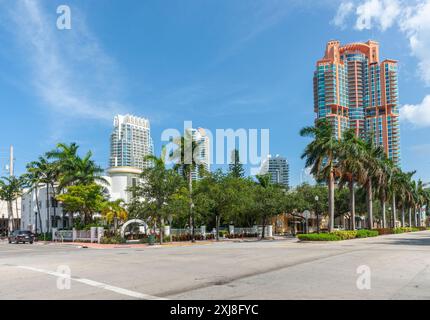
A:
17 265 166 300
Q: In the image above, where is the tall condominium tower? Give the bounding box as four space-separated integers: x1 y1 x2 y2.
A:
313 40 400 164
189 128 210 180
109 114 154 170
259 154 290 189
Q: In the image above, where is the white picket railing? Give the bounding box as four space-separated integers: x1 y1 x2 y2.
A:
52 227 104 243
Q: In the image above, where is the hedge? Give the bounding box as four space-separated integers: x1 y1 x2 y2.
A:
356 229 379 238
332 230 357 240
297 227 421 242
297 233 341 241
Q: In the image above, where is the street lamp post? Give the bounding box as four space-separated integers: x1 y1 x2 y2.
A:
315 195 320 234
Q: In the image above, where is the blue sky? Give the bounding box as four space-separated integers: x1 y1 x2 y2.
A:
0 0 430 186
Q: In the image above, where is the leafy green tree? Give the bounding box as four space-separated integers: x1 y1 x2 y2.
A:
195 170 253 241
56 184 106 225
128 155 183 244
254 174 286 238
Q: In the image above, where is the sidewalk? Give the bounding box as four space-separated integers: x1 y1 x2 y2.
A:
36 236 295 249
48 240 216 249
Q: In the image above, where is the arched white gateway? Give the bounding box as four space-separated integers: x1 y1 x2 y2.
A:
120 219 148 238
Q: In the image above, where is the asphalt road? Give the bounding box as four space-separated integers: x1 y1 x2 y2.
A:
0 231 430 300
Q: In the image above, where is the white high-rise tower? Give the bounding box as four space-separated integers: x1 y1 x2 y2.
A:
109 114 154 170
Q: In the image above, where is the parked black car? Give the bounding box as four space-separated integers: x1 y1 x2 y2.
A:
8 230 34 244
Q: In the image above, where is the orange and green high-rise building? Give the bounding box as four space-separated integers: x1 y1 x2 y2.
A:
313 40 400 164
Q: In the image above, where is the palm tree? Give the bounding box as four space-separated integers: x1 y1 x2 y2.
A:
0 176 24 231
27 156 61 232
374 157 394 228
358 137 385 230
170 130 206 242
46 142 79 165
388 166 404 228
415 180 426 227
47 143 106 188
397 171 415 227
21 165 45 234
101 199 127 232
337 129 366 230
300 120 340 232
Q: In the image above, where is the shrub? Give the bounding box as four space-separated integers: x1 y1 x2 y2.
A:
297 233 341 241
374 228 394 235
415 226 428 231
100 235 126 244
332 230 357 240
226 233 258 239
219 230 228 238
37 233 52 241
356 229 379 238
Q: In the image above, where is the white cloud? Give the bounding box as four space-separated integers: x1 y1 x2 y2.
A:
355 0 401 31
331 1 354 28
3 0 128 121
401 95 430 127
399 1 430 86
334 0 430 86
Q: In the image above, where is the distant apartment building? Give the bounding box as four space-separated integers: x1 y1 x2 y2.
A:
259 155 289 189
109 114 154 170
314 40 400 164
177 128 211 180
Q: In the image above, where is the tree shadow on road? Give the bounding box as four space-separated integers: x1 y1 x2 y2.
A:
371 234 430 246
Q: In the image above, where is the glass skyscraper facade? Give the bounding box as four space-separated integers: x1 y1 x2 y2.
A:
109 114 154 170
259 155 290 189
313 40 400 164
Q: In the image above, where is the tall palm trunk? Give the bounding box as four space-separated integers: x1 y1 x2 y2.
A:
46 183 50 233
35 188 43 234
367 180 374 229
381 194 386 228
7 201 14 232
188 170 195 243
414 207 418 227
328 171 335 232
51 184 57 229
408 207 412 227
392 192 397 228
15 199 20 230
401 207 405 227
349 179 356 230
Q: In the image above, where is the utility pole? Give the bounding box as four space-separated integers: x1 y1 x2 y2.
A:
9 145 14 177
